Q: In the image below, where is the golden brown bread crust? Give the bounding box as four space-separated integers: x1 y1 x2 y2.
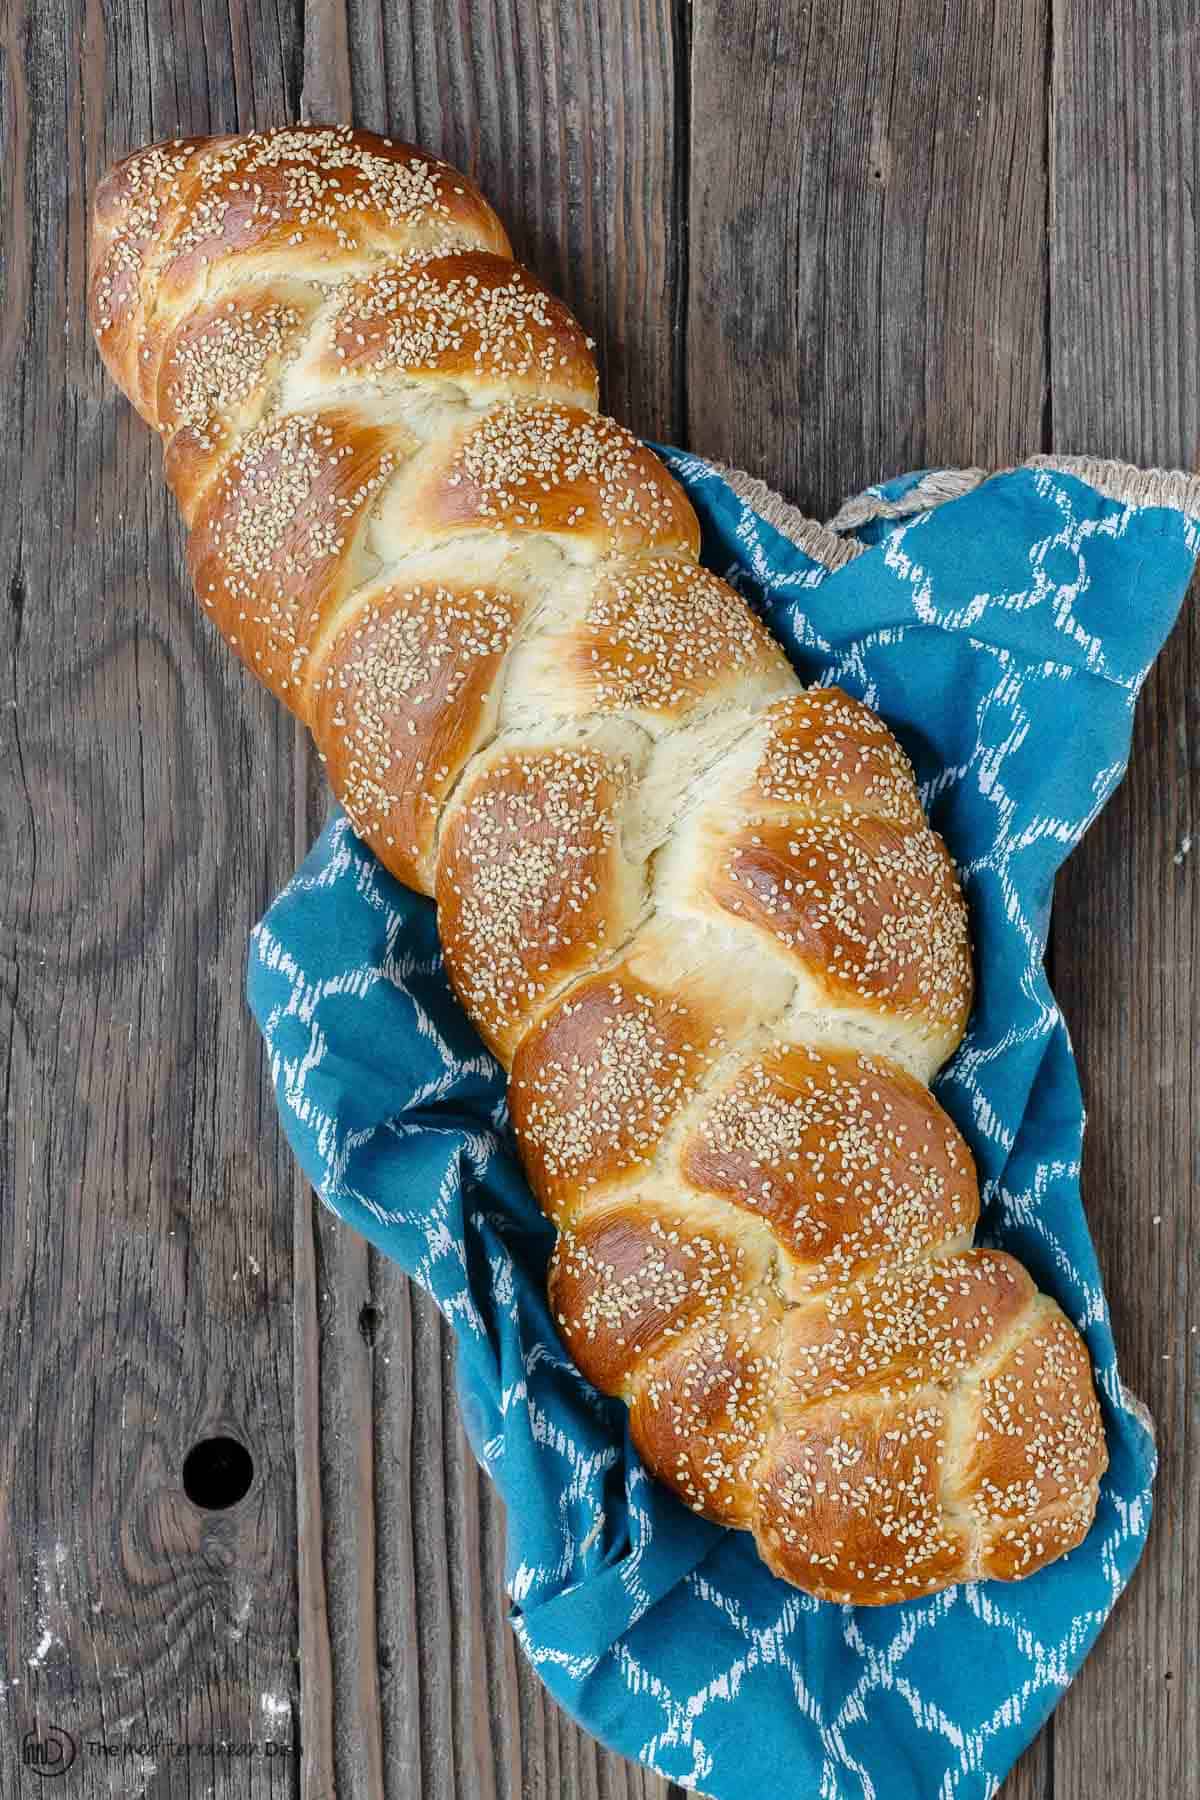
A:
630 1306 784 1529
187 402 405 710
90 135 221 420
436 740 647 1059
303 251 600 405
751 688 929 825
90 124 1107 1605
776 1248 1035 1410
550 1200 775 1398
89 129 510 421
680 1042 978 1291
965 1304 1107 1575
389 400 701 563
711 814 972 1034
577 559 793 722
156 279 319 514
756 1394 974 1603
511 957 736 1225
312 580 525 894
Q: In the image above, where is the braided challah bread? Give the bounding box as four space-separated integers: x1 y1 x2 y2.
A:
90 124 1107 1605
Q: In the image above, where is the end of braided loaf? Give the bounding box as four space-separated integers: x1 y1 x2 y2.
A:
90 124 1107 1605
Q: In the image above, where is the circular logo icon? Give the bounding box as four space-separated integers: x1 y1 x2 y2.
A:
20 1726 77 1777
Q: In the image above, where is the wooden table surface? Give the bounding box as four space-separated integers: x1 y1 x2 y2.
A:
2 1 1196 1795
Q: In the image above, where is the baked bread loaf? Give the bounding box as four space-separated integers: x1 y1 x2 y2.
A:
90 124 1107 1605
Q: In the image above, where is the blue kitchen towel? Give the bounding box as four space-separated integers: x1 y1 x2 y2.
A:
247 451 1198 1799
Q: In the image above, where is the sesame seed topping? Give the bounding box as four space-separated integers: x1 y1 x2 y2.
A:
91 140 197 335
170 127 457 261
580 558 785 714
162 296 302 449
513 977 725 1210
190 407 397 694
327 252 594 389
685 1042 974 1287
716 814 972 1029
781 1249 1032 1407
442 400 691 544
318 583 519 879
439 748 636 1044
757 689 925 825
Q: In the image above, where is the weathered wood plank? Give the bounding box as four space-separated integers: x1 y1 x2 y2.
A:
686 6 1053 1796
299 3 684 1793
688 0 1049 517
290 29 377 1800
1048 3 1200 1796
0 0 304 1794
292 1127 339 1800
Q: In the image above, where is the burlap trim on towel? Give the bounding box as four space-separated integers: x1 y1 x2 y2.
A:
712 461 865 568
826 467 988 533
720 453 1200 567
1026 453 1200 517
829 454 1200 535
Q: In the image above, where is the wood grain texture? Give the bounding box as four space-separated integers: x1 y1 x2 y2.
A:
0 0 304 1794
687 0 1049 519
1048 3 1200 1796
